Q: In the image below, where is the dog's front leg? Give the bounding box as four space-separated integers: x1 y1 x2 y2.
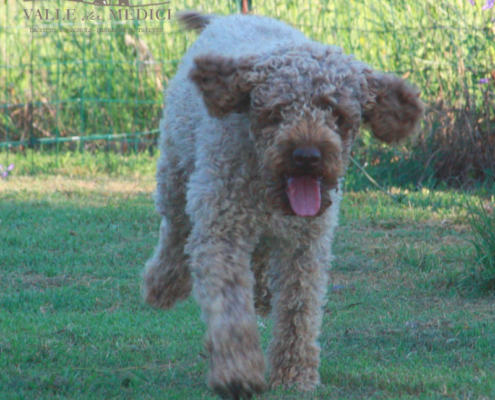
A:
186 223 267 399
268 242 329 391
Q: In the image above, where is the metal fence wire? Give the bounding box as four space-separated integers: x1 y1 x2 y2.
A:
1 0 494 175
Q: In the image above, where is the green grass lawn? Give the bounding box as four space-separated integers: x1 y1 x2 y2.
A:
1 169 494 399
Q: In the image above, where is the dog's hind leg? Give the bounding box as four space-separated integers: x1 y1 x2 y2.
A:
142 156 192 310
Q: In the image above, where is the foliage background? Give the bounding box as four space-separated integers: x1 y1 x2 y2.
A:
1 0 494 187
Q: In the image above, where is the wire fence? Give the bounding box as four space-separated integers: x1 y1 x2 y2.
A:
1 0 494 182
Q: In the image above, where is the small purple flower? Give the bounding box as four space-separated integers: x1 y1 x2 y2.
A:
482 0 494 10
479 78 490 84
0 163 14 178
469 0 476 5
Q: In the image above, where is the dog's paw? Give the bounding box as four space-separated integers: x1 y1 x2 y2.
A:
269 367 320 392
209 353 267 400
142 263 192 309
212 379 266 400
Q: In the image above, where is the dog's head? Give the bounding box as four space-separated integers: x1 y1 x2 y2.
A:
190 45 424 217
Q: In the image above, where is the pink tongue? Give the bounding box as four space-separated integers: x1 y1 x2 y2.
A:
287 176 321 217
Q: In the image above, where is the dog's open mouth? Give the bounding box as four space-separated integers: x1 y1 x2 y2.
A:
286 176 321 217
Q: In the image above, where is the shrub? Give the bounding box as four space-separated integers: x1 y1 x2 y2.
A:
464 196 495 292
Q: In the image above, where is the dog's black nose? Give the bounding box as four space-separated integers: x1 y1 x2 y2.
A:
292 147 321 167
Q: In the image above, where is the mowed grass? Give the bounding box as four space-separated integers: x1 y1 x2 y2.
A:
1 170 495 399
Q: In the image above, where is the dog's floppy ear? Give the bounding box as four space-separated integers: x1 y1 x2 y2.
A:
190 54 257 118
362 71 424 143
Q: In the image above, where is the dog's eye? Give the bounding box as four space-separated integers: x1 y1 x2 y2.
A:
265 109 283 125
331 108 356 137
313 95 333 111
268 115 283 125
333 109 346 127
255 109 283 128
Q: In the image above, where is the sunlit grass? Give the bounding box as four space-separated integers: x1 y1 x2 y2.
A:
1 165 494 399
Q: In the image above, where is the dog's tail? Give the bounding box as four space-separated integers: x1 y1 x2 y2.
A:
177 11 216 33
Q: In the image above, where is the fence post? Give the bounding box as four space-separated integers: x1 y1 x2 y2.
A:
237 0 251 14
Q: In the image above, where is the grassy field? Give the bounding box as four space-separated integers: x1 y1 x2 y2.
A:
1 158 494 399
